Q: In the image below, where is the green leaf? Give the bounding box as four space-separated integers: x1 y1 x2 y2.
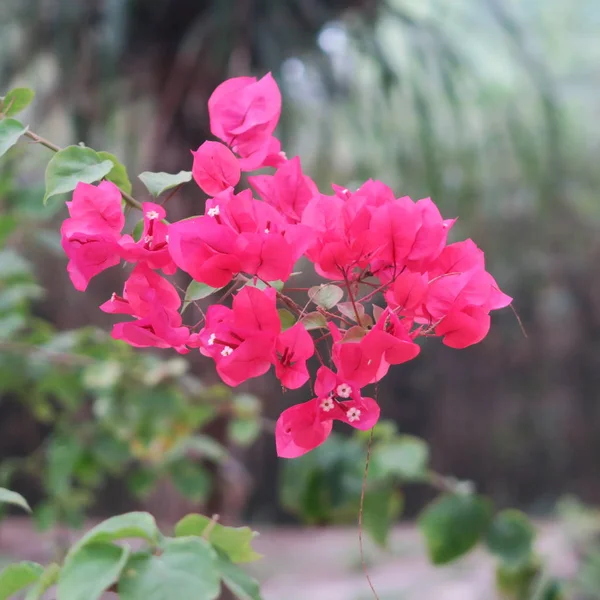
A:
138 170 192 197
0 118 27 158
495 560 540 599
33 502 58 531
182 280 222 313
58 542 130 600
300 311 327 331
363 487 404 548
340 326 367 342
485 509 535 568
69 512 160 556
118 538 220 600
0 487 31 512
43 146 114 203
371 435 430 481
0 562 43 599
170 461 211 502
24 563 60 600
229 418 261 447
418 493 493 565
244 279 284 292
175 514 262 563
216 552 263 600
277 308 295 330
337 302 372 327
131 219 144 242
97 151 132 194
1 88 35 117
308 284 344 309
46 436 81 497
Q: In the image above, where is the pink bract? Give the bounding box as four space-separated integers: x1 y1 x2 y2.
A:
59 73 512 460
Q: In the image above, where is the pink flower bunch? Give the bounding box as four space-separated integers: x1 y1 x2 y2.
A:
61 73 511 458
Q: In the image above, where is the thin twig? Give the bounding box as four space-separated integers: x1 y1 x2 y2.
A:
358 428 379 600
342 270 363 324
510 303 528 338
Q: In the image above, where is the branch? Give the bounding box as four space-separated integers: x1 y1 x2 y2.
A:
22 130 143 211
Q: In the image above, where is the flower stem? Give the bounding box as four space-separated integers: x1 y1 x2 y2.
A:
342 270 363 324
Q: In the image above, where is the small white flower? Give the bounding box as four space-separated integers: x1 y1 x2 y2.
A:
143 235 153 244
346 407 361 423
146 210 160 220
320 398 335 412
336 383 352 399
207 333 216 346
207 206 220 217
221 346 233 357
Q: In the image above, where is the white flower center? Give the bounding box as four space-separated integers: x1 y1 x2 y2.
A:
320 398 335 412
346 407 361 423
336 383 352 399
143 235 153 244
221 346 233 357
264 228 270 234
207 333 216 346
207 206 220 217
146 210 160 220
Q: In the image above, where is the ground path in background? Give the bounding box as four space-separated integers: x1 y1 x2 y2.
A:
0 519 575 600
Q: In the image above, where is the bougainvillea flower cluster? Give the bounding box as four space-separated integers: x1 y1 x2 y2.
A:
60 72 511 458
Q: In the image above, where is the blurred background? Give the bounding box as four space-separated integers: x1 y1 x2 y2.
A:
1 0 600 598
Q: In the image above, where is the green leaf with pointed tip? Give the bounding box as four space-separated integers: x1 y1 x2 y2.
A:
43 146 113 203
118 538 220 600
0 487 31 512
216 552 263 600
1 88 35 117
337 302 372 327
58 542 130 600
69 512 160 556
97 151 132 194
277 308 295 330
300 311 327 331
138 170 192 197
308 284 344 309
418 493 493 565
363 487 404 548
174 514 262 563
182 280 222 313
0 562 43 600
0 118 27 158
485 509 535 568
24 563 60 600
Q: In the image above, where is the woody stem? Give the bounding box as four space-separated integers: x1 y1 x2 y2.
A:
22 129 143 211
342 270 362 323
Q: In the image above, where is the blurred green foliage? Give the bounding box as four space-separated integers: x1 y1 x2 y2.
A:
0 152 263 529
